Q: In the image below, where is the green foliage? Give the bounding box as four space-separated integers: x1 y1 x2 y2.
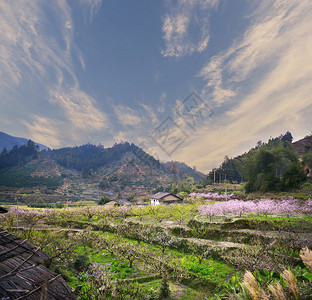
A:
302 151 312 177
74 254 90 272
98 195 111 205
243 135 306 192
170 176 195 194
0 158 63 190
50 142 161 174
0 140 38 169
208 155 244 183
281 163 306 189
170 204 195 224
157 279 170 300
126 193 135 202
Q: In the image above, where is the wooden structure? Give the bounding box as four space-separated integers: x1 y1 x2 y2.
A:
150 192 183 205
105 199 132 206
0 229 75 299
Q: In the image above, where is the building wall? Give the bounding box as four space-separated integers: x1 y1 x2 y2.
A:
162 194 181 201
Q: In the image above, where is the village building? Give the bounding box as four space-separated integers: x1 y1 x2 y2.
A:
104 198 133 206
149 192 183 205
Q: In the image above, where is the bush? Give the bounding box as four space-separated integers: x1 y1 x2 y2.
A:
74 255 90 272
98 195 111 205
158 279 170 300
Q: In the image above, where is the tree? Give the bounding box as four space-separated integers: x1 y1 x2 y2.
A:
98 195 111 205
96 235 120 256
208 156 244 183
36 231 76 269
115 243 140 268
154 205 172 222
242 137 305 192
166 162 179 183
281 131 293 143
302 151 312 176
150 230 175 253
189 243 216 265
20 211 45 241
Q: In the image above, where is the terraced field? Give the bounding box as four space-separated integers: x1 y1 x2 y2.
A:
1 201 311 299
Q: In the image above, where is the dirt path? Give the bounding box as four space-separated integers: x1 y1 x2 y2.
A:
231 228 312 240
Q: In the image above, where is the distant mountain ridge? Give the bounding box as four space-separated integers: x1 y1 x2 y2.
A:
0 131 48 151
0 132 205 200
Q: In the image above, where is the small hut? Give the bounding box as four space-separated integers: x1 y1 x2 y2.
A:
149 192 183 205
0 229 75 299
104 198 132 207
114 199 133 206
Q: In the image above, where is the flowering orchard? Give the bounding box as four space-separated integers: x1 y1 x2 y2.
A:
198 198 312 219
189 192 235 200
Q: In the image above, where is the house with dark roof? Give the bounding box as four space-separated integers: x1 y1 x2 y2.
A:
149 192 183 205
0 229 75 299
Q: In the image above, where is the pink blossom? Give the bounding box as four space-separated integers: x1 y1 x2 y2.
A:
8 207 26 214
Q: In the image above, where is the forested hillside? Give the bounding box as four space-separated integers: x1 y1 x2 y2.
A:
208 131 311 192
49 142 161 177
0 140 62 190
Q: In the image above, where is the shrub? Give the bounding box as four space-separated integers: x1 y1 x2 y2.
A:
157 279 170 300
98 195 111 205
74 254 90 272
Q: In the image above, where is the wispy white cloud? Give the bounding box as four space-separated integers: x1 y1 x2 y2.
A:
157 92 167 113
161 0 218 58
175 0 312 172
114 105 142 127
79 0 103 22
22 115 62 148
0 0 107 145
139 103 159 125
49 86 108 131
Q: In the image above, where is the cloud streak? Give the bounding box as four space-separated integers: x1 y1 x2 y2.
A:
22 115 62 148
114 105 142 127
161 0 218 58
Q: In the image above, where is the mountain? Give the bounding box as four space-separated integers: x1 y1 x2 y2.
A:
0 131 206 204
0 131 48 151
162 161 206 183
293 135 312 157
0 140 205 204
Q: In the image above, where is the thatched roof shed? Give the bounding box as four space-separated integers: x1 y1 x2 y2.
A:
0 229 75 299
114 198 132 206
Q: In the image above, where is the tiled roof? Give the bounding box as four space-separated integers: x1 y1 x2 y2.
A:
150 192 183 201
0 229 75 299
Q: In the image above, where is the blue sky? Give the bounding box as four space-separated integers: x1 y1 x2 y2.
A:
1 0 312 172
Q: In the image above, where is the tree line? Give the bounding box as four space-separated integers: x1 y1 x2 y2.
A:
208 131 312 192
0 140 38 169
49 142 161 177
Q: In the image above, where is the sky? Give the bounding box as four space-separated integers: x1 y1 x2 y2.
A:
1 0 312 173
